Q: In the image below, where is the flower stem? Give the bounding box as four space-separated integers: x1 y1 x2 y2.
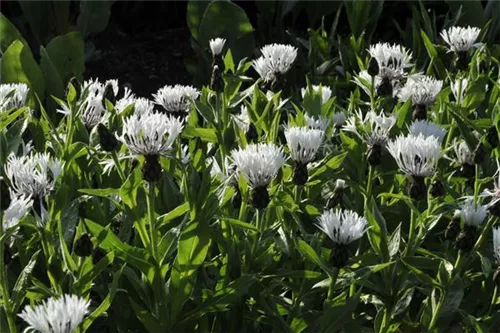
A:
405 209 416 257
474 164 480 204
327 267 339 300
111 150 126 182
146 183 159 261
489 285 498 315
0 217 17 333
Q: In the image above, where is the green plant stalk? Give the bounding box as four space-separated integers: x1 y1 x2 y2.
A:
489 285 498 315
146 184 159 261
473 216 495 251
364 165 374 209
111 150 126 182
0 217 17 333
474 164 480 204
379 306 393 333
370 76 376 111
404 208 416 257
327 267 339 300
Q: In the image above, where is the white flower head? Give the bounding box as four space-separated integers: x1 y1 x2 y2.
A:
231 143 286 188
18 294 90 333
209 38 226 56
459 197 487 227
5 153 62 199
78 79 119 128
493 227 500 264
387 134 441 177
301 85 332 104
121 112 184 156
0 83 30 112
284 126 325 164
335 179 347 189
453 139 473 165
180 145 190 165
368 43 413 80
253 44 298 82
316 208 368 244
409 120 447 143
440 26 482 53
209 156 236 184
305 114 329 131
481 160 500 202
134 98 155 115
344 110 396 146
234 105 251 132
353 70 382 97
153 85 200 114
451 78 468 103
114 87 136 113
3 193 32 232
332 112 346 128
398 75 443 107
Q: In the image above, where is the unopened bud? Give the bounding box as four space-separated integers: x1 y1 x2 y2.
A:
74 233 93 257
367 58 379 77
456 225 477 252
486 126 499 148
473 142 485 164
97 124 119 152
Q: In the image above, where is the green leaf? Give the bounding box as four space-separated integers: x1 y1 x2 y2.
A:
183 127 218 143
224 218 258 232
309 152 348 179
319 290 361 332
186 0 211 40
0 13 28 53
170 220 211 320
1 40 45 102
44 31 85 84
40 46 65 103
296 239 331 275
129 298 163 332
11 250 41 313
402 258 442 289
198 1 255 63
77 0 112 37
177 275 257 325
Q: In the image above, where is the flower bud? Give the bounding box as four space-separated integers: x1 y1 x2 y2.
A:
430 179 445 198
210 65 224 93
330 243 349 268
97 124 119 152
74 233 93 257
456 225 477 252
1 180 11 210
473 142 485 164
367 57 379 77
408 176 426 201
142 155 162 183
486 126 499 148
445 211 461 241
250 186 270 209
92 247 107 265
292 162 308 186
245 123 258 143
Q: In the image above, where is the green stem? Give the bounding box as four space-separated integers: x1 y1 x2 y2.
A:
0 217 17 333
370 76 376 111
146 183 159 261
474 216 495 251
364 165 374 208
327 268 339 300
474 164 480 205
489 285 498 315
379 307 393 333
428 293 445 331
405 209 416 257
111 150 126 182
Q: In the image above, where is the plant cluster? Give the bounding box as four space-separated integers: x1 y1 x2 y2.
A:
1 6 500 333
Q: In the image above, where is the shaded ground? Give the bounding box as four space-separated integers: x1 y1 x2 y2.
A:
85 23 193 98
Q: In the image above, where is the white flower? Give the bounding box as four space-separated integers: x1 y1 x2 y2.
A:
459 197 487 227
368 43 413 80
18 294 90 333
305 114 329 131
0 83 29 112
481 160 500 202
451 78 468 103
301 85 332 104
409 120 447 143
316 208 368 244
284 126 325 164
440 26 482 53
398 75 443 107
3 193 32 232
335 179 347 189
493 227 500 263
78 79 119 128
253 44 298 82
114 87 136 113
134 98 155 115
387 134 441 177
353 70 382 96
209 38 226 56
180 145 190 165
453 139 473 165
231 143 286 188
121 112 184 156
5 153 62 199
209 156 235 183
153 85 200 114
343 110 396 146
332 112 346 127
234 105 251 132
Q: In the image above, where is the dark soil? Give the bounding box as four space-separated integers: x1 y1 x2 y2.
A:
85 23 193 98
